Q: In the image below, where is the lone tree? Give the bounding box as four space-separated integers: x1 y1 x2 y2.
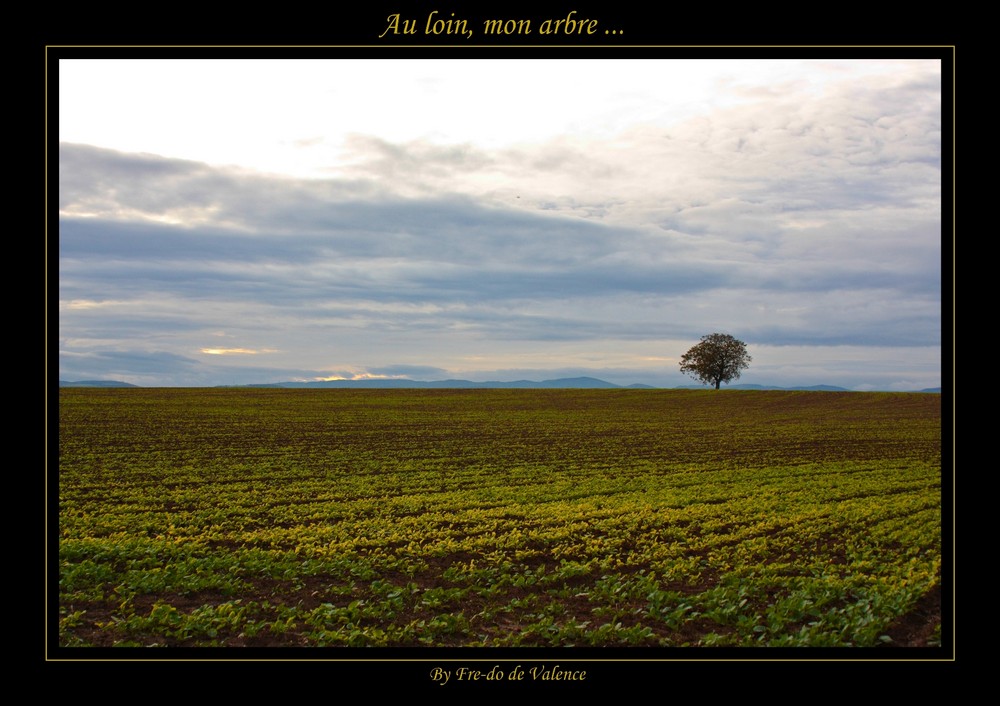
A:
679 333 752 389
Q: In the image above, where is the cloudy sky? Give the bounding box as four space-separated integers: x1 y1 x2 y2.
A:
57 57 943 390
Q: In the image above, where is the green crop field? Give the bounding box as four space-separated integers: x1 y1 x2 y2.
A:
55 388 942 648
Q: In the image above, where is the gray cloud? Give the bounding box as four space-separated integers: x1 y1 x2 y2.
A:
59 349 201 377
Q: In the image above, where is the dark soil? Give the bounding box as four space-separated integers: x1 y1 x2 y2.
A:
877 584 942 647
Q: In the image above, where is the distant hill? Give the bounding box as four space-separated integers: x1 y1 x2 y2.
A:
786 385 849 392
246 376 626 389
59 378 940 392
674 383 850 392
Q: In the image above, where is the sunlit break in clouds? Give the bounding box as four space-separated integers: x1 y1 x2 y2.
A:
200 348 269 356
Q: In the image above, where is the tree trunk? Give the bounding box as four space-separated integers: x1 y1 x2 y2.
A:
715 379 720 390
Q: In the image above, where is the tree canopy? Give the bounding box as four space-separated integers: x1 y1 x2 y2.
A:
679 333 752 389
